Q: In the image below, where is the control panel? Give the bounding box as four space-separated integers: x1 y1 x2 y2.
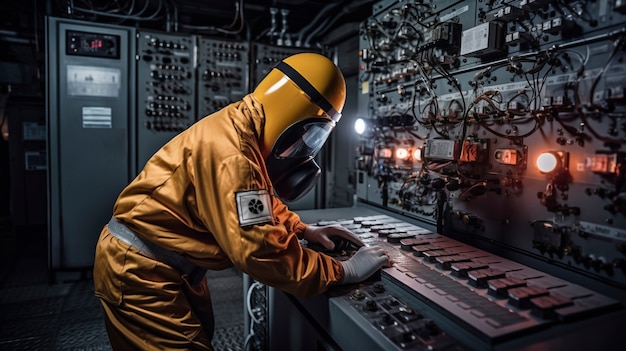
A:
197 38 249 117
305 211 624 350
355 0 626 289
136 30 196 166
330 281 468 351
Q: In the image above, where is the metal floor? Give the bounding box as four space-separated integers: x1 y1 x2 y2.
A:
0 221 244 351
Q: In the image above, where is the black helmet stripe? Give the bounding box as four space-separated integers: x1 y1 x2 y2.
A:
275 61 341 122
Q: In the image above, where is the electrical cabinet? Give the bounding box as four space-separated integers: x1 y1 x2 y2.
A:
46 17 135 272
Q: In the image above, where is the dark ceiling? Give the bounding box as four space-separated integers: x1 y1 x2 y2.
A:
174 0 373 44
0 0 373 97
0 0 373 46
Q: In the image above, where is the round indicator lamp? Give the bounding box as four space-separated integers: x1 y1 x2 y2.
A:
536 152 560 173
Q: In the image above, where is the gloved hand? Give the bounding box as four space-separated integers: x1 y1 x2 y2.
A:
302 224 364 251
340 245 389 284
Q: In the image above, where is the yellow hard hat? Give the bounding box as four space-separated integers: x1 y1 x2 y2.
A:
253 52 346 159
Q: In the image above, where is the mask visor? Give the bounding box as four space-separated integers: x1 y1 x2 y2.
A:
273 117 334 159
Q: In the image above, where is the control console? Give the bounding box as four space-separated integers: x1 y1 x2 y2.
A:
329 281 468 351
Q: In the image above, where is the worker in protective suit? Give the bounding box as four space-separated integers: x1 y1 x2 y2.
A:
93 52 389 350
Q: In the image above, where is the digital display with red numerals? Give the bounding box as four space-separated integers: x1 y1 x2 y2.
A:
89 39 103 49
66 30 120 58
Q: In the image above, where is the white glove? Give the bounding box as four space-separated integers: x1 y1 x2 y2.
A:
340 245 389 284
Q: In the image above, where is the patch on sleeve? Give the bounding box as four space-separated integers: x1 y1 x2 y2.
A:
235 189 273 227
